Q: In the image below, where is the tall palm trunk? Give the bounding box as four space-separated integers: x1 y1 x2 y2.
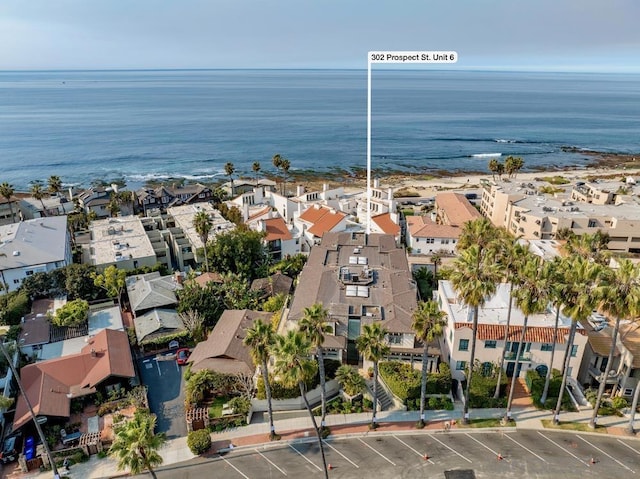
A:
540 306 560 404
372 361 380 427
7 203 15 223
505 315 528 419
419 342 429 425
140 448 158 479
553 321 577 424
262 358 276 439
463 305 479 424
494 292 514 398
299 381 329 479
317 346 327 428
590 317 621 428
627 382 640 434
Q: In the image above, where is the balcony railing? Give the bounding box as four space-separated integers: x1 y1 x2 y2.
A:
504 351 532 361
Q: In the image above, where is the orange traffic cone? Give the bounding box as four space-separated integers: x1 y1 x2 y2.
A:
328 463 333 470
423 453 429 461
590 457 597 465
497 453 503 461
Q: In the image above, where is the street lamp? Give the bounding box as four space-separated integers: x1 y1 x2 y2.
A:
0 339 60 478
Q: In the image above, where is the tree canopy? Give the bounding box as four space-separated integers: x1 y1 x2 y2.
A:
207 226 268 280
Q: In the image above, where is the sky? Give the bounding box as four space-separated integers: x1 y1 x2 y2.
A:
1 0 640 72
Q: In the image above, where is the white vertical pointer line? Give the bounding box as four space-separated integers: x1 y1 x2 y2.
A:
576 435 635 473
502 433 548 463
288 444 322 471
366 55 372 235
357 438 396 466
617 439 640 455
427 433 472 463
254 448 287 476
322 440 359 468
222 457 250 479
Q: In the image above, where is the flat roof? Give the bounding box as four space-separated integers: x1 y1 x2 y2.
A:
167 203 235 249
89 216 156 266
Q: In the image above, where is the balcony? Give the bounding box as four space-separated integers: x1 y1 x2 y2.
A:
504 351 532 362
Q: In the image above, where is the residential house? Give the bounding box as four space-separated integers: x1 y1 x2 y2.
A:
126 272 185 345
77 186 135 219
250 272 293 300
135 183 214 213
19 195 75 220
438 280 588 385
253 216 298 261
406 216 460 256
433 192 482 226
294 205 349 252
164 203 234 271
287 232 436 369
0 194 20 226
0 216 72 293
13 328 135 429
187 309 273 375
86 215 169 271
221 179 277 197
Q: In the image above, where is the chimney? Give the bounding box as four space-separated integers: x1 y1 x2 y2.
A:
373 178 380 189
296 185 305 196
91 348 96 357
243 202 249 222
323 183 328 192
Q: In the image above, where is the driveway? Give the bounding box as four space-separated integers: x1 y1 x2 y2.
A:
138 353 187 439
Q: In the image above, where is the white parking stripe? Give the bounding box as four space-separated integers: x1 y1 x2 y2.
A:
618 439 640 455
254 448 287 476
223 457 250 479
323 440 359 468
393 435 434 464
288 444 322 472
357 438 396 466
502 433 548 463
537 432 589 466
577 435 635 473
427 434 472 463
464 433 504 459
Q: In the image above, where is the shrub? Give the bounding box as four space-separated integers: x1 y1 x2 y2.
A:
379 361 452 403
1 290 30 325
612 396 628 410
51 299 89 327
227 396 251 416
256 373 318 400
526 368 574 411
187 429 212 455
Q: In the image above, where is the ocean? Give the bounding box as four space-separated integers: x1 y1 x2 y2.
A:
1 69 639 190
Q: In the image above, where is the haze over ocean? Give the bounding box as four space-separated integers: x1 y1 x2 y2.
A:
1 69 639 190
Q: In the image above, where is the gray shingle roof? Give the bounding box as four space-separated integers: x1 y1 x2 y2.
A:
126 272 181 313
133 308 184 344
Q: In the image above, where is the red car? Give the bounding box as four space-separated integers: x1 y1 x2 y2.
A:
176 348 191 365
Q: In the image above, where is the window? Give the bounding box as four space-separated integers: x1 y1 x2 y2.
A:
13 279 20 284
388 334 402 345
455 361 467 371
570 345 578 357
484 340 497 349
541 343 553 352
25 270 34 276
459 339 469 351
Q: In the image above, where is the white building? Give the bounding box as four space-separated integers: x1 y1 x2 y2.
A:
437 280 588 384
0 216 72 293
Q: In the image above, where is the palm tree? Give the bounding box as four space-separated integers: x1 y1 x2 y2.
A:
48 175 63 196
450 244 502 424
224 161 236 195
505 255 549 419
280 158 291 197
412 300 447 426
299 302 332 430
432 252 442 288
488 158 501 181
30 180 48 216
252 161 261 187
589 259 640 428
494 239 529 399
540 258 565 405
272 154 283 194
274 330 329 479
335 365 366 397
0 182 16 223
564 231 610 265
244 319 278 440
552 256 602 424
193 210 213 272
456 217 502 252
356 322 390 428
109 409 166 479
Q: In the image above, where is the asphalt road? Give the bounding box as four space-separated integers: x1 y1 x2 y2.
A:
138 353 187 439
149 429 640 479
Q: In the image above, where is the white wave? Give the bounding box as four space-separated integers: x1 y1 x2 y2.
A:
495 139 515 143
472 153 502 158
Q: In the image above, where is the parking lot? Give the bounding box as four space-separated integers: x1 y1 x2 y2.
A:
138 353 187 439
154 429 640 479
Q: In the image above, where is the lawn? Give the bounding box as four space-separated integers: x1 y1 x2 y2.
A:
208 397 229 419
541 419 608 433
460 418 516 428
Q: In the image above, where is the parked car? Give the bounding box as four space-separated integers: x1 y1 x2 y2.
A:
176 348 191 365
0 432 22 464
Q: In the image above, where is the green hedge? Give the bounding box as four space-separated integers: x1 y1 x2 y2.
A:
187 429 212 455
468 372 507 408
378 361 452 403
405 396 454 411
526 368 574 411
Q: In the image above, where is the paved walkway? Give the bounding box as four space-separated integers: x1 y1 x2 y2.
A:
7 404 640 479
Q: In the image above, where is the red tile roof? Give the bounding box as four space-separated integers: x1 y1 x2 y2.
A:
372 213 400 235
434 193 481 226
406 216 461 239
14 329 135 429
454 323 587 344
299 205 346 237
263 217 293 241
